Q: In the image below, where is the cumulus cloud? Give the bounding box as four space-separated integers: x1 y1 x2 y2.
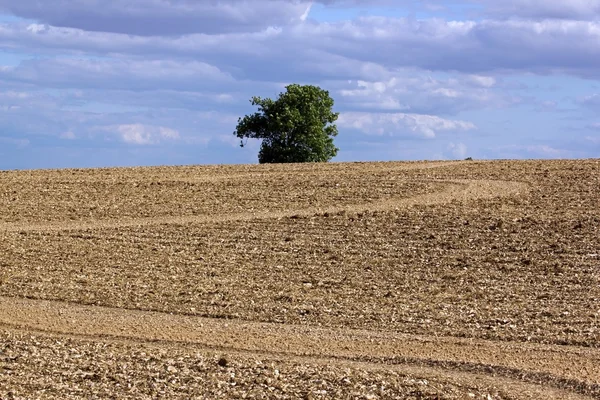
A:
338 112 476 138
0 85 242 144
0 89 73 138
298 17 600 76
469 75 496 87
0 0 313 35
0 90 56 107
65 89 241 112
447 142 468 159
60 130 76 140
535 100 558 112
110 124 180 145
480 0 600 20
2 16 600 79
26 23 48 34
414 0 600 20
581 94 600 109
586 135 600 143
0 90 31 100
339 79 411 111
496 144 570 158
0 136 30 148
0 58 232 91
336 71 507 114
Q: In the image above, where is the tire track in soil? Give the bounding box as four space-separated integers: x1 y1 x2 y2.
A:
0 296 597 399
0 178 527 233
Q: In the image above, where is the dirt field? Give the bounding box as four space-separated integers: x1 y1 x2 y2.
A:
0 159 598 399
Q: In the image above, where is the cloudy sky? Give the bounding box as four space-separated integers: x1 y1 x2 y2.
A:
1 0 599 169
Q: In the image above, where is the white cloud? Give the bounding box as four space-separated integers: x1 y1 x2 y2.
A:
1 90 30 99
0 89 61 118
2 15 599 80
0 105 19 111
338 112 476 138
481 0 600 20
218 133 246 148
409 0 600 20
26 23 48 34
0 0 313 35
499 144 568 158
300 2 313 21
469 75 496 88
531 145 563 157
581 94 600 108
586 135 600 143
536 100 558 112
0 136 30 148
0 58 233 91
339 79 411 111
336 71 506 114
447 142 468 159
60 130 76 140
111 124 180 145
0 86 246 145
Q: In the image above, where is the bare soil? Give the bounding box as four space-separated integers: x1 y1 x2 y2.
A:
0 159 598 399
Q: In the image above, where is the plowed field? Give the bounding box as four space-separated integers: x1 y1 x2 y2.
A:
0 159 598 399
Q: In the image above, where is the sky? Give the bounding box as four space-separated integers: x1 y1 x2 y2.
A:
0 0 599 169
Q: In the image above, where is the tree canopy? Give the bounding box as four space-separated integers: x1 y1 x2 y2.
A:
234 84 339 163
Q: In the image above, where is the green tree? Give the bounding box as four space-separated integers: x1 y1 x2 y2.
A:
234 84 339 163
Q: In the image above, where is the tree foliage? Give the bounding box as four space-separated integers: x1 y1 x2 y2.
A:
234 84 339 163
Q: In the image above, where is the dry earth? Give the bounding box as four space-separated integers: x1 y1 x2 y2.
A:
0 159 598 399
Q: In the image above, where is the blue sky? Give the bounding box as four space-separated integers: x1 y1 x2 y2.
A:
0 0 599 169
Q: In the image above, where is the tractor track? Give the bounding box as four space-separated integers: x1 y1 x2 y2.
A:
0 296 597 399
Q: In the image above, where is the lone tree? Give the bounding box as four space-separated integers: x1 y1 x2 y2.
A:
234 84 339 163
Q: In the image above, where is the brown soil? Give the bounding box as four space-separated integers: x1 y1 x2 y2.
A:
0 159 598 399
